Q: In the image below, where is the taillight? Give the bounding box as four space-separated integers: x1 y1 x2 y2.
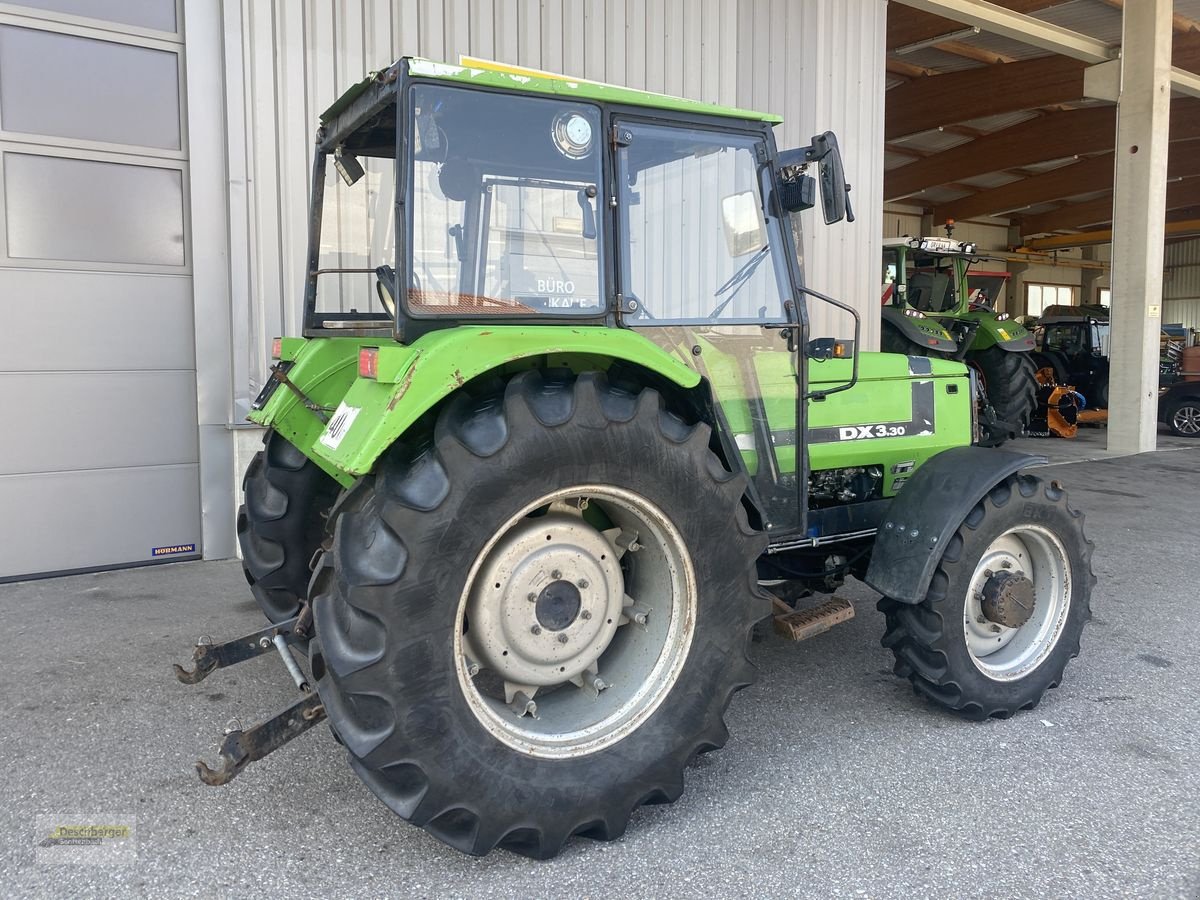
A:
271 337 282 360
358 347 379 379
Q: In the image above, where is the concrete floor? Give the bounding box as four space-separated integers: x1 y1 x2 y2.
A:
2 444 1198 898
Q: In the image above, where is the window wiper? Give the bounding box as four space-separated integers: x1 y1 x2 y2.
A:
708 245 770 319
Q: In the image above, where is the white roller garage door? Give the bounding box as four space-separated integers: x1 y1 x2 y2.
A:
0 2 200 579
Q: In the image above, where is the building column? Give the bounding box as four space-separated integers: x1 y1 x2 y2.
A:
1107 0 1173 455
184 0 239 559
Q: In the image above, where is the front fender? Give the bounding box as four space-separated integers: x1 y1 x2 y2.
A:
881 306 958 354
308 325 701 478
864 446 1046 603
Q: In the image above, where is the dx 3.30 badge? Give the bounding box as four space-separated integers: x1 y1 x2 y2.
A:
838 423 909 440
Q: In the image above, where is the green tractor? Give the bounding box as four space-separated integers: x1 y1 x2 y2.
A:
881 235 1039 445
178 58 1094 858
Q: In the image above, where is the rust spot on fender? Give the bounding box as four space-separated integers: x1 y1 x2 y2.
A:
478 330 493 336
451 369 466 387
385 365 417 411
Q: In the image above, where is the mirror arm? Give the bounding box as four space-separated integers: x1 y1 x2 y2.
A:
800 284 860 399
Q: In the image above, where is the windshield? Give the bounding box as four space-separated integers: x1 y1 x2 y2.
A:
406 84 604 316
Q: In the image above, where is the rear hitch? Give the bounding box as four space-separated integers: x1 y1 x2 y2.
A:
173 614 307 685
176 608 326 786
195 693 326 786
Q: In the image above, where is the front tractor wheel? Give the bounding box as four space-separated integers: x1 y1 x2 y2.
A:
878 474 1094 718
968 346 1038 444
310 370 765 857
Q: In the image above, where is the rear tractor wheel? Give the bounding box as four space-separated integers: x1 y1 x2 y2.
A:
968 346 1038 445
310 370 766 857
238 430 339 623
878 474 1094 719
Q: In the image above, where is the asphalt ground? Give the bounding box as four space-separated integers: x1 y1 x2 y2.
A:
2 442 1197 898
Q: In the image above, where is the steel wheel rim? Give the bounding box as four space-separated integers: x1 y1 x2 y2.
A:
963 525 1072 681
1172 404 1200 435
454 485 696 758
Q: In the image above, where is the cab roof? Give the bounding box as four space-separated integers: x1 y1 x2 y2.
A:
321 56 782 126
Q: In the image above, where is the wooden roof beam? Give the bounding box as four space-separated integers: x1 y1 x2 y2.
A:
885 97 1200 201
886 0 1077 51
1021 177 1200 235
1024 216 1200 251
935 140 1200 221
885 55 1087 141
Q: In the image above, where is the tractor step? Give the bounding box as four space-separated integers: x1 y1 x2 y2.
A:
771 595 855 641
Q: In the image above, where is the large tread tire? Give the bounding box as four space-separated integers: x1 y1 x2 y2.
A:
309 369 766 858
968 346 1038 441
237 430 339 623
877 474 1094 719
880 318 926 355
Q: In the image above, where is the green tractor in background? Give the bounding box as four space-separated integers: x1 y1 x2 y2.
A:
881 235 1039 445
177 58 1094 859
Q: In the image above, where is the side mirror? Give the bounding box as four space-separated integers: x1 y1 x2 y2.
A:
813 133 853 225
720 191 767 257
779 133 855 225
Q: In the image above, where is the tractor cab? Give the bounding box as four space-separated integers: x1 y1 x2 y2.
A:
270 57 971 544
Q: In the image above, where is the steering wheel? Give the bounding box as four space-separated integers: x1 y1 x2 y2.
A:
374 265 397 317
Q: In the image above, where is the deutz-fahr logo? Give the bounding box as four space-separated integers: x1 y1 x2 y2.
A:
839 424 909 440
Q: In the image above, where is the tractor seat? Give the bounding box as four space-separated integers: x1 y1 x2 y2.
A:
909 272 951 312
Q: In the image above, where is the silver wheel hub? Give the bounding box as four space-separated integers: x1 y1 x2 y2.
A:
464 512 625 688
963 525 1072 681
454 486 696 758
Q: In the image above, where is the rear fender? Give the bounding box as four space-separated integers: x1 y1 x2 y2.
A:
304 326 701 478
864 446 1047 603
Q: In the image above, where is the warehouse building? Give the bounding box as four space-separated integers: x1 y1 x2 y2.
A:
0 0 1195 580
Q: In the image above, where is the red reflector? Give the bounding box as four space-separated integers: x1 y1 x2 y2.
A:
359 347 379 379
271 337 282 360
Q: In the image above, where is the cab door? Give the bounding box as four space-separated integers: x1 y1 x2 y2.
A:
613 118 804 534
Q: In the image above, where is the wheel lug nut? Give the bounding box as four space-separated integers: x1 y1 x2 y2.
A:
527 592 536 602
580 610 592 620
551 569 562 579
578 579 589 589
530 624 542 635
557 633 569 644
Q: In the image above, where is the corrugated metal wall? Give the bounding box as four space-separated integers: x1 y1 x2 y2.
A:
735 0 885 349
1164 237 1200 301
220 0 886 408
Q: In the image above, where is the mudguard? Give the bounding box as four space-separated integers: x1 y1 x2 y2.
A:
966 312 1036 352
251 325 702 484
881 306 957 354
863 446 1047 604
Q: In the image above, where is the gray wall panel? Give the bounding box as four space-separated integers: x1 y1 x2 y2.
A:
0 269 195 371
0 370 199 475
0 26 181 149
3 152 186 265
0 464 200 576
6 0 177 33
